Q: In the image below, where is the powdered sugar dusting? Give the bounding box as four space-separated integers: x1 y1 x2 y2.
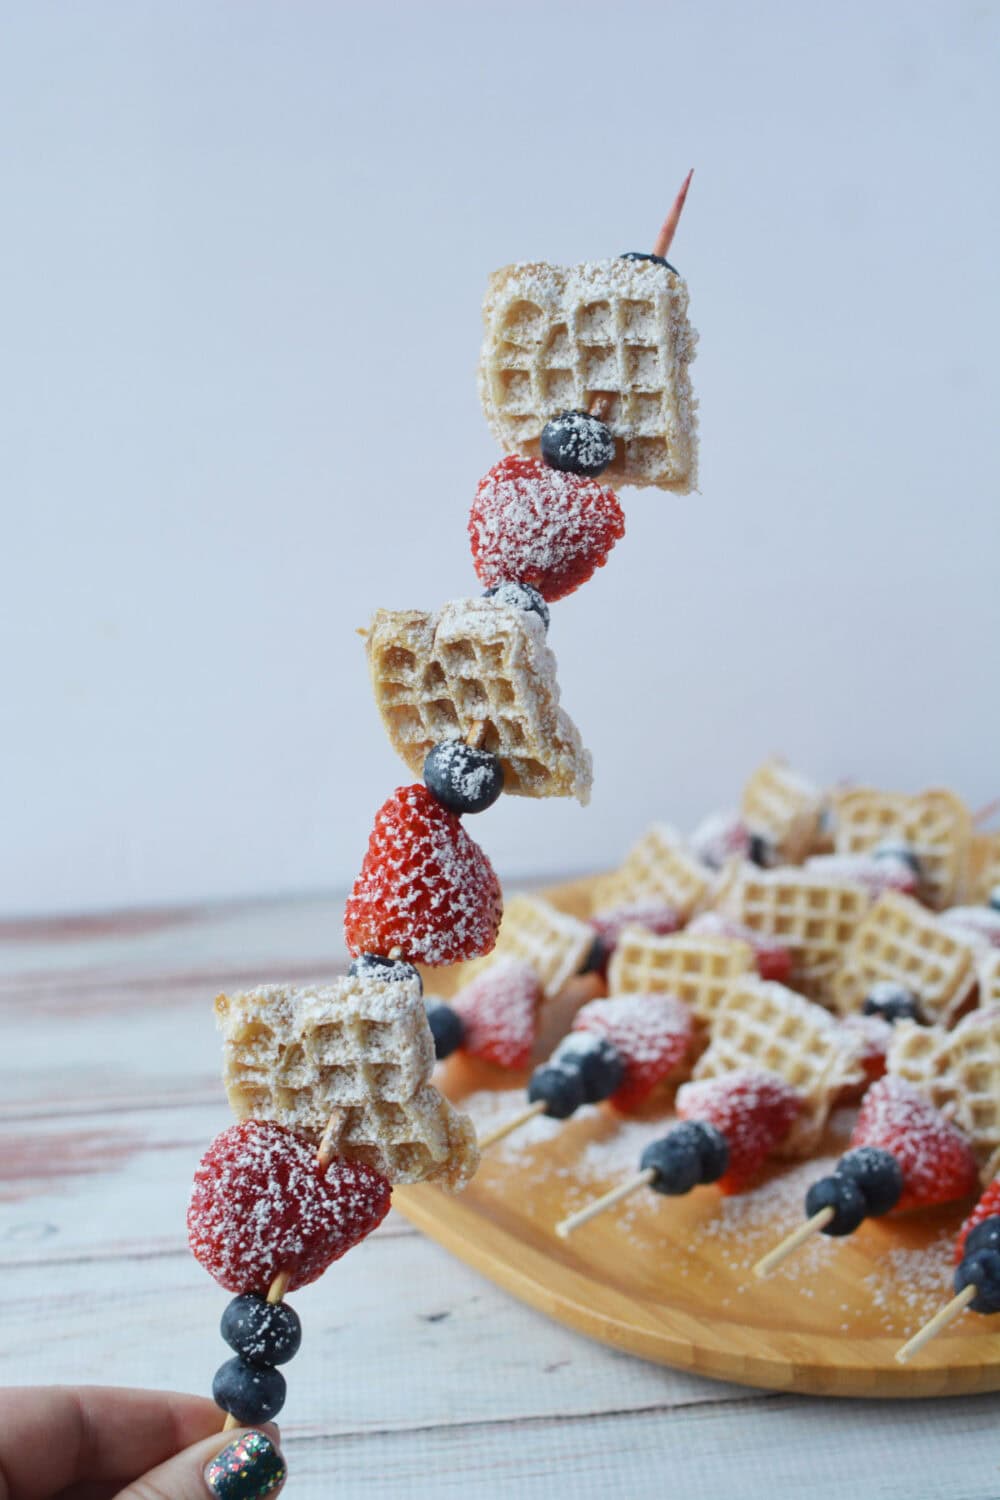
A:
573 993 694 1109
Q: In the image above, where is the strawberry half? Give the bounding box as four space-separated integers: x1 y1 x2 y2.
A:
469 456 625 603
850 1077 979 1214
572 993 694 1112
956 1177 1000 1262
453 958 541 1071
676 1069 802 1194
188 1120 391 1294
344 785 502 967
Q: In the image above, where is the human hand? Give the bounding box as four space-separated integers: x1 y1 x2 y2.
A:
2 1386 286 1499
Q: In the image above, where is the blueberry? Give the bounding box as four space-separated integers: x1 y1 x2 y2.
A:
965 1214 1000 1258
805 1174 868 1236
640 1129 703 1196
621 250 678 274
349 953 422 993
835 1147 903 1217
747 830 776 868
862 980 921 1024
483 581 550 631
579 934 608 976
681 1120 730 1184
527 1064 586 1120
552 1033 624 1104
872 840 923 879
212 1356 286 1423
424 999 465 1060
990 886 1000 913
221 1293 302 1367
423 739 504 817
954 1249 1000 1315
539 410 616 478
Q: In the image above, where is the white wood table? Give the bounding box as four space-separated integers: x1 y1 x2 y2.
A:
3 894 998 1499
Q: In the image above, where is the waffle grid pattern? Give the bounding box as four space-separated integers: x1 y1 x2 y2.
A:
478 259 698 492
608 928 755 1025
592 824 710 919
464 893 594 999
888 1011 1000 1182
833 788 971 909
717 867 869 1000
741 759 824 863
832 891 977 1023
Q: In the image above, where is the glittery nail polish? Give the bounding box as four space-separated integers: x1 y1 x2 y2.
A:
205 1430 287 1499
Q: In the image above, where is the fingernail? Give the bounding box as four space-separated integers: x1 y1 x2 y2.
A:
205 1430 287 1498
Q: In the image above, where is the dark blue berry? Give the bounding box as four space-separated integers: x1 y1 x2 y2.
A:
539 410 616 478
424 999 464 1060
221 1293 302 1367
805 1174 868 1236
954 1249 1000 1315
640 1129 703 1196
682 1120 730 1184
747 831 776 868
580 934 608 976
349 953 422 993
990 886 1000 913
872 840 923 879
965 1214 1000 1258
553 1033 624 1104
862 981 921 1024
213 1356 286 1423
527 1064 585 1120
835 1147 903 1217
423 740 504 816
483 581 550 631
621 250 678 274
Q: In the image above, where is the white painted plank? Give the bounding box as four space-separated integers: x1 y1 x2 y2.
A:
3 1234 740 1434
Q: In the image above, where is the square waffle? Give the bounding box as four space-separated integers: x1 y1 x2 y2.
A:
366 596 591 803
462 893 593 999
215 974 479 1191
591 824 710 919
832 787 971 909
689 978 865 1156
831 890 978 1024
964 830 1000 904
715 864 870 1002
607 927 756 1026
478 258 698 492
888 1008 1000 1182
741 759 825 863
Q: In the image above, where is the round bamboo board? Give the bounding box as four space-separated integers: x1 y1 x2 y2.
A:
393 877 1000 1398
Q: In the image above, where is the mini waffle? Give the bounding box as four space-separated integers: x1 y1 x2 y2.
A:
591 824 710 919
831 890 978 1024
888 1008 1000 1182
367 596 591 803
215 975 479 1190
461 893 594 1000
478 258 698 492
832 787 971 909
607 927 756 1026
715 864 870 1002
741 759 825 863
689 978 866 1156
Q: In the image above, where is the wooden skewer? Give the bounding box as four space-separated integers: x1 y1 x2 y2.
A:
752 1206 835 1279
221 1110 343 1430
895 1283 977 1364
653 169 694 259
478 1098 547 1149
555 1167 656 1239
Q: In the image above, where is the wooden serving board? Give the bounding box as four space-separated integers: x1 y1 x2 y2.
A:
395 876 1000 1399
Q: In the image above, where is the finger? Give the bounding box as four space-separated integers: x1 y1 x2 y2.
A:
113 1427 287 1500
0 1388 223 1498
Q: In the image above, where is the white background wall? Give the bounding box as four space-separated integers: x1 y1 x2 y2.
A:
2 1 998 916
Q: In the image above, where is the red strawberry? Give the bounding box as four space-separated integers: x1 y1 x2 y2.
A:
686 911 793 985
469 455 625 603
676 1069 802 1194
453 958 541 1071
572 993 694 1112
956 1178 1000 1262
688 810 752 870
850 1078 979 1214
589 902 682 973
188 1120 391 1294
838 1012 892 1098
344 785 502 967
